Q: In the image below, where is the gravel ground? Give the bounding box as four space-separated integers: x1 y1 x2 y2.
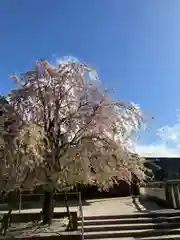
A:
3 219 68 238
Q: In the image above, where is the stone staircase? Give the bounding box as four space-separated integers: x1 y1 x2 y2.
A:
78 211 180 239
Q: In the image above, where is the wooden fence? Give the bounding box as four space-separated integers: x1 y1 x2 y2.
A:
140 179 180 208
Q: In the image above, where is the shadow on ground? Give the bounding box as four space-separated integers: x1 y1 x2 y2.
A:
132 197 164 213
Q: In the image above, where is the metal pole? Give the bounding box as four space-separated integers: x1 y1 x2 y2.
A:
19 192 21 213
78 192 84 240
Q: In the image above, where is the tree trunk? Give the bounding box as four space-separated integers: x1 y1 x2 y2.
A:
42 190 54 225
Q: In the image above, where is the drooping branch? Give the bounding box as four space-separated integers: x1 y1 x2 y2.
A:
3 57 146 193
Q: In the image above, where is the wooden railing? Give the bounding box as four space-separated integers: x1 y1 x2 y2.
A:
140 179 180 209
18 192 84 239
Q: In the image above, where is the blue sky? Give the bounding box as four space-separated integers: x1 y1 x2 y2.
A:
1 0 180 156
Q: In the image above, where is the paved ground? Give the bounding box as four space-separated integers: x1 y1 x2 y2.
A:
0 197 163 216
0 197 179 239
75 197 161 216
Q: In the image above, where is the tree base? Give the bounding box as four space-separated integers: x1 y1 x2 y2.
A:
42 191 54 225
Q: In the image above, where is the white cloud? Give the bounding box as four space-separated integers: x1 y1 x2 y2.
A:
157 124 180 143
135 121 180 157
135 143 180 157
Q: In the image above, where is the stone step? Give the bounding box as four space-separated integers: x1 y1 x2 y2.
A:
83 228 180 239
84 238 135 240
141 235 180 240
78 216 180 225
80 211 180 221
85 237 180 240
81 221 180 232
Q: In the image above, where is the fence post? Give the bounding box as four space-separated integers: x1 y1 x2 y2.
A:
171 184 177 208
78 192 84 240
176 184 180 208
19 192 22 213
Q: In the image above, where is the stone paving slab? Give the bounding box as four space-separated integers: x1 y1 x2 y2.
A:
0 197 163 216
0 197 179 240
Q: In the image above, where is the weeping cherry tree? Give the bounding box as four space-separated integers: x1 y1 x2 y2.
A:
5 57 146 224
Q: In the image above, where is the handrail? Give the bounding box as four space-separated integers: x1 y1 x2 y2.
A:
19 191 82 212
18 191 84 238
143 180 180 187
166 179 180 184
20 191 81 196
